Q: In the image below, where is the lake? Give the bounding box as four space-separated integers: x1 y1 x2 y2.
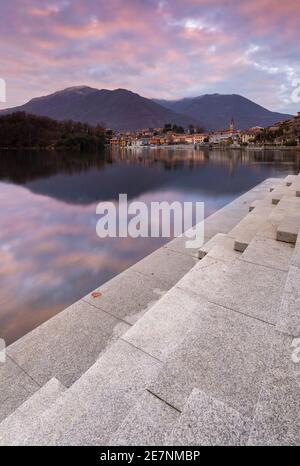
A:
0 147 299 345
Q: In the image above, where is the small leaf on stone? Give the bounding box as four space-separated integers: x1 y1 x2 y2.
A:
91 291 102 298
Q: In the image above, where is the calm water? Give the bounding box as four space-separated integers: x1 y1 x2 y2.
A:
0 147 299 344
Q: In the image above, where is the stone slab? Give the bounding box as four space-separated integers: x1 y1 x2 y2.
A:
133 247 197 288
8 300 130 387
197 233 238 262
123 287 213 362
0 356 40 423
277 216 300 244
268 197 300 228
149 302 279 417
285 174 300 186
83 267 168 325
178 257 287 324
291 236 300 268
269 187 297 205
231 210 274 252
248 333 300 445
109 390 179 446
170 389 251 446
241 235 295 271
276 265 300 337
165 178 281 258
0 378 66 446
14 340 161 445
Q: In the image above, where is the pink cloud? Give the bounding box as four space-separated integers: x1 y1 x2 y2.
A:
0 0 299 112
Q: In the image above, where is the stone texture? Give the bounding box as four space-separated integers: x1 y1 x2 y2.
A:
268 197 300 228
198 233 239 262
170 389 251 446
149 303 278 417
291 236 300 268
109 390 179 446
249 200 261 211
123 287 213 362
149 178 279 259
83 267 167 325
0 378 65 446
277 216 300 244
269 187 297 205
231 209 274 252
133 247 197 288
13 340 161 445
241 235 295 271
0 356 39 422
276 265 300 337
248 333 300 445
178 257 286 324
285 174 300 186
8 300 130 387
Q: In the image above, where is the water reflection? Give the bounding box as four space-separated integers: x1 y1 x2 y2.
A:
0 147 299 344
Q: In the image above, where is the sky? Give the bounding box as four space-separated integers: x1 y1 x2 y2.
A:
0 0 300 113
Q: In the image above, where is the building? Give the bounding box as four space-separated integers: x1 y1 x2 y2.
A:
193 133 209 144
209 117 240 144
241 127 263 144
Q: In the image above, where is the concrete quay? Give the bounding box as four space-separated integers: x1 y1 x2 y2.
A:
1 175 299 446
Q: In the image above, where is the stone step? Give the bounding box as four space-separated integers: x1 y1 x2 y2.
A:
7 339 161 445
285 174 300 186
147 296 281 417
197 233 240 261
249 200 261 212
276 264 300 337
109 390 179 446
6 265 170 389
0 356 40 423
123 280 220 363
268 197 300 236
269 187 297 205
230 203 275 252
7 299 130 388
169 388 251 446
123 241 241 366
179 254 287 324
0 378 66 446
248 333 300 445
277 217 300 244
240 234 294 272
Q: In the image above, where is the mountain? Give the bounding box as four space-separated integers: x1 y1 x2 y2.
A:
154 94 292 131
1 86 197 131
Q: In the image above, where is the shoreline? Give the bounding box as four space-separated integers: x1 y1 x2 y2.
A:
0 176 282 423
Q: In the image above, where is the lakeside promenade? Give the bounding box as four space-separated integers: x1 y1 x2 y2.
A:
0 175 299 445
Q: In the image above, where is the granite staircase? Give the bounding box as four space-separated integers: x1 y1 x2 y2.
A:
0 175 299 446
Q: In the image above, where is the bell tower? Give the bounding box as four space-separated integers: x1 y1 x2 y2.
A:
230 117 235 131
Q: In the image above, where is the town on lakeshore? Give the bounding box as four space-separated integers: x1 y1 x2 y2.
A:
109 112 300 149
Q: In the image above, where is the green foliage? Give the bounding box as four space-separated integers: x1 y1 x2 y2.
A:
0 112 105 151
284 139 297 146
163 123 185 134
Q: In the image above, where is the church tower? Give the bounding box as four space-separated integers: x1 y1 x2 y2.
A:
230 117 235 131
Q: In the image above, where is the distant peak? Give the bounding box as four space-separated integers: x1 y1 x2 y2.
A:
60 85 97 94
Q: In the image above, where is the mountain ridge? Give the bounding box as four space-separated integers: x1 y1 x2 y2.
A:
1 87 292 131
1 87 197 131
154 93 292 130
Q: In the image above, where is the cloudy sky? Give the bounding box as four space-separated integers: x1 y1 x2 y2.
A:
1 0 300 113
